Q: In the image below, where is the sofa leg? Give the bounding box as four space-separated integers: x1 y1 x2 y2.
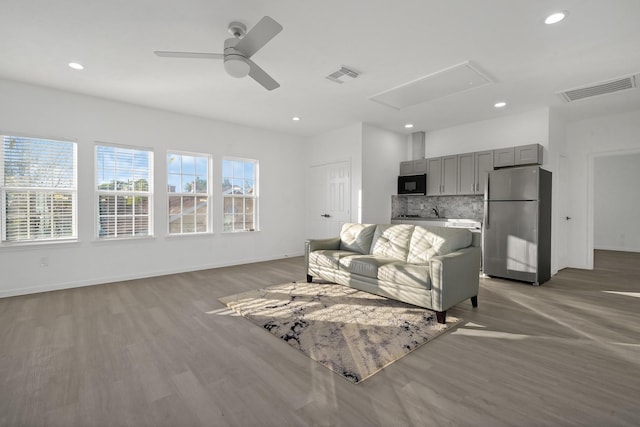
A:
435 311 446 324
471 295 478 308
306 274 313 283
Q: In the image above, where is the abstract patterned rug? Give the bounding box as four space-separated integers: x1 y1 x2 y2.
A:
219 281 461 384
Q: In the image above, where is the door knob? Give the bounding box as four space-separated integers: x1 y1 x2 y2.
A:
321 214 331 218
565 216 572 220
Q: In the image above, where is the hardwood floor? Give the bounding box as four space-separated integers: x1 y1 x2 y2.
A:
1 250 639 426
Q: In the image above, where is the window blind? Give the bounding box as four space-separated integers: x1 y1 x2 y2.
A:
96 144 153 238
2 136 77 242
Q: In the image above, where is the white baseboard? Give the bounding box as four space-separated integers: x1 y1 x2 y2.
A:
594 246 640 253
0 252 305 298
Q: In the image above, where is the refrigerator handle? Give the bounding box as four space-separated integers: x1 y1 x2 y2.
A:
484 173 490 229
484 200 490 229
486 172 490 200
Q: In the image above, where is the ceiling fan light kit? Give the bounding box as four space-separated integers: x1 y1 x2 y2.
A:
224 56 250 78
154 16 283 90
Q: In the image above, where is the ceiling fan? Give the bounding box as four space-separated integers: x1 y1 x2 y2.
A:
154 16 283 91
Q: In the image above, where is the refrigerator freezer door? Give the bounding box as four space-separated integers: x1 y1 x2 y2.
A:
483 200 539 283
487 166 539 201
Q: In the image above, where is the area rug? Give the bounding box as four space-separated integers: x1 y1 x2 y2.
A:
219 281 461 384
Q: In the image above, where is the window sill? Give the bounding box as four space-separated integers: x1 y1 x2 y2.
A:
221 229 261 235
92 235 156 244
165 232 215 239
0 238 80 250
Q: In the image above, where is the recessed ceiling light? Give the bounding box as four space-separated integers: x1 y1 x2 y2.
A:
292 116 301 121
545 11 567 25
494 101 507 108
404 123 414 129
68 62 84 70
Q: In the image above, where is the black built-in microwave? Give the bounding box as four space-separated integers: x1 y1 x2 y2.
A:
398 174 426 195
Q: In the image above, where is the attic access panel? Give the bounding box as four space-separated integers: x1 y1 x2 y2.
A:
369 61 494 110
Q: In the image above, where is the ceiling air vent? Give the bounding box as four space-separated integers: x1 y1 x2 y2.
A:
326 66 360 84
558 74 638 102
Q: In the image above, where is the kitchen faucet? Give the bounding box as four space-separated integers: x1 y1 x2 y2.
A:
432 206 440 218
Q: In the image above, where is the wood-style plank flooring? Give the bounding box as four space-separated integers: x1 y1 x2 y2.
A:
1 250 639 426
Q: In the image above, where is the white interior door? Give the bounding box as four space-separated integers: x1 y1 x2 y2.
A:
307 162 351 239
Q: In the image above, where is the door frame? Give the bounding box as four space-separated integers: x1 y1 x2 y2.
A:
587 147 640 269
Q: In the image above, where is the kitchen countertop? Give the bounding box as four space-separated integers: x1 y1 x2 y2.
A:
391 217 482 222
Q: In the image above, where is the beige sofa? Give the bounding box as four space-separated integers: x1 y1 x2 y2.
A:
305 223 481 323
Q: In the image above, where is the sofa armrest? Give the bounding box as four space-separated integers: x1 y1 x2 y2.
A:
429 246 481 312
306 237 341 252
305 237 341 272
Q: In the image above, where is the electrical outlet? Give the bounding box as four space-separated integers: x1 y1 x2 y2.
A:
40 257 49 267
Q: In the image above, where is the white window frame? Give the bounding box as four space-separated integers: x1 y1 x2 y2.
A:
95 142 153 239
222 157 259 233
1 135 77 245
167 150 212 235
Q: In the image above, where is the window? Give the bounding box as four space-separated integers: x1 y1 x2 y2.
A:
1 135 77 243
222 158 257 232
96 144 152 239
167 152 210 234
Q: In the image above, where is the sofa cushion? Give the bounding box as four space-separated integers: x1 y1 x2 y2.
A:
370 224 414 261
338 255 398 279
309 250 358 269
378 262 431 290
339 223 376 254
407 226 472 264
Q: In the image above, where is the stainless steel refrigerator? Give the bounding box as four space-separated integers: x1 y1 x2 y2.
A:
483 165 552 285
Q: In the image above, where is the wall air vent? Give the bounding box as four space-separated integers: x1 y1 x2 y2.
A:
558 74 639 102
326 66 360 84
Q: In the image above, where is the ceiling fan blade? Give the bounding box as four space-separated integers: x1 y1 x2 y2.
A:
154 51 224 60
235 16 283 58
247 59 280 91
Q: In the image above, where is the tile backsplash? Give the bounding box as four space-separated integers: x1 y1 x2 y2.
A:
392 195 484 220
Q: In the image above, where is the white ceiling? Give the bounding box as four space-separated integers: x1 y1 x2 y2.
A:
2 0 640 137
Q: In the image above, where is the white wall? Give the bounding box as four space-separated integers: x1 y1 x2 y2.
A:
0 79 306 297
424 109 551 159
594 153 640 252
304 122 363 232
361 124 407 224
565 109 640 268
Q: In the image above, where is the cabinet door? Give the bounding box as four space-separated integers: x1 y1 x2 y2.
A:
494 147 515 168
412 159 427 174
515 144 542 165
475 150 494 194
457 153 475 195
441 155 458 195
426 157 442 195
399 161 413 176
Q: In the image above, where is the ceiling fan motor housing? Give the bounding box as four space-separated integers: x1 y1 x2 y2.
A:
223 38 250 78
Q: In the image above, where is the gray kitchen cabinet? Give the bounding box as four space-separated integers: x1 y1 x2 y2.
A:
475 150 494 194
428 156 457 195
412 159 427 174
399 161 413 176
494 144 543 168
457 151 494 195
442 156 458 195
457 153 476 195
494 147 515 167
515 144 543 165
399 158 427 176
426 158 442 195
